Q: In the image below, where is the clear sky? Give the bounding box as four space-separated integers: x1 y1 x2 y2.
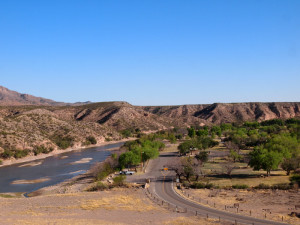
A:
0 0 299 105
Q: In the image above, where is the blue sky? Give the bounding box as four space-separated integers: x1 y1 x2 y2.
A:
0 0 299 105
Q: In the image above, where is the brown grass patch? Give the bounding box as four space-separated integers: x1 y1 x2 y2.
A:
80 195 157 212
164 217 218 225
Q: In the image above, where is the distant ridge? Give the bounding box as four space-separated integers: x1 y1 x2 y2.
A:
0 86 90 106
0 85 299 152
0 85 299 125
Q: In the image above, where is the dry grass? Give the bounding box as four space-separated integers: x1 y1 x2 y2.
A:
80 194 157 212
162 143 179 152
163 216 218 225
211 175 290 187
2 218 125 225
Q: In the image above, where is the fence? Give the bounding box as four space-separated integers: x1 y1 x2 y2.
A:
179 187 286 223
144 183 286 225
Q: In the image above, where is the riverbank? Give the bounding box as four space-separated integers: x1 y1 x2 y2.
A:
0 138 135 168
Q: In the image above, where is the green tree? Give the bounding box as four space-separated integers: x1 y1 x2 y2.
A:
211 126 222 137
195 151 209 164
187 127 196 138
229 150 242 162
119 151 140 169
281 157 300 175
249 147 283 176
178 141 193 155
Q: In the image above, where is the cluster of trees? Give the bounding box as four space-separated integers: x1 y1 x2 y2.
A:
168 151 209 183
178 136 218 155
249 133 300 176
119 127 186 143
120 128 141 138
119 137 165 169
216 118 300 176
173 118 299 185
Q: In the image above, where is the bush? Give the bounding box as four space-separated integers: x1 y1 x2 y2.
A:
0 159 2 165
1 150 14 159
14 149 29 159
232 184 249 189
192 182 214 189
290 174 300 186
93 161 116 181
33 146 51 156
255 183 271 189
52 136 74 149
271 183 291 190
113 175 126 186
87 136 97 145
88 181 109 191
182 181 191 188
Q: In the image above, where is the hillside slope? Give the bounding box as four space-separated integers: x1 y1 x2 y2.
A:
0 86 299 156
143 102 300 124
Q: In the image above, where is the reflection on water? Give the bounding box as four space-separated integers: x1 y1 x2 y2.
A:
0 142 123 193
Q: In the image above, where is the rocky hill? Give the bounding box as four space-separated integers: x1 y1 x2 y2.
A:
142 102 300 124
0 86 299 155
0 86 91 106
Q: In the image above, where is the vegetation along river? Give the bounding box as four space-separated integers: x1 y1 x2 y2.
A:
0 142 124 193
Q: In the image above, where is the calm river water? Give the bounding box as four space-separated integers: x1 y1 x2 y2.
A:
0 142 124 193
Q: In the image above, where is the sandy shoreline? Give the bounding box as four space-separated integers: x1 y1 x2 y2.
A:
0 138 135 168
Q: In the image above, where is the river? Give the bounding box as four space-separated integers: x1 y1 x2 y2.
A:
0 142 124 193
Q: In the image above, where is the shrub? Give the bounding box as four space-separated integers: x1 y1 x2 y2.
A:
290 174 300 186
52 136 74 149
14 149 29 159
271 183 291 190
93 162 115 181
86 136 97 145
255 183 271 189
121 129 132 138
113 175 126 186
192 182 214 189
33 146 50 156
88 181 109 191
1 150 14 159
182 181 191 188
232 184 249 189
0 159 2 165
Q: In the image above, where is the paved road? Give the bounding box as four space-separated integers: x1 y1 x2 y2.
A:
128 152 287 225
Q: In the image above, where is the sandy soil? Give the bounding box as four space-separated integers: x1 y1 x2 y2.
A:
0 188 220 225
182 188 300 224
0 138 135 167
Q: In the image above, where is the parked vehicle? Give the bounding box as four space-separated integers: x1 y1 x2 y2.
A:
119 170 135 175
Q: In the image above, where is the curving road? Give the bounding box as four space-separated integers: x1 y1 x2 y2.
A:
130 152 287 225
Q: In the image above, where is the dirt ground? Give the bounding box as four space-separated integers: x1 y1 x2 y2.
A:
0 188 220 225
183 188 300 225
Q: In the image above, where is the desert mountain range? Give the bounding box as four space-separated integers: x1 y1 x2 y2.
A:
0 85 299 151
